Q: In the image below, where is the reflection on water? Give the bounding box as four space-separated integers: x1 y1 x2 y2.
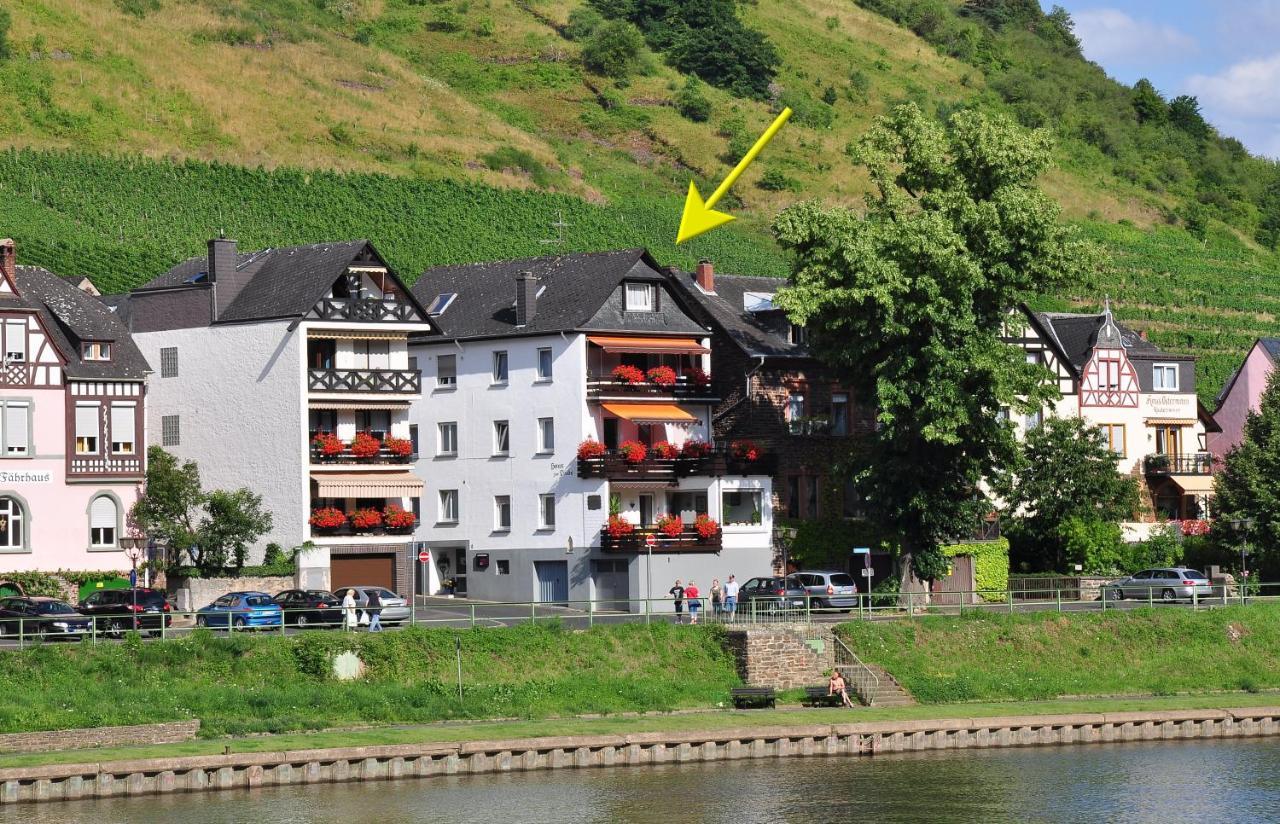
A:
3 738 1278 824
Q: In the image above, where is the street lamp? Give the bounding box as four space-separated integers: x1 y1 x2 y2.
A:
121 537 144 629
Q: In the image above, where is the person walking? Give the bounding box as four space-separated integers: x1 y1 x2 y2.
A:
669 579 685 624
341 589 357 632
723 574 739 621
366 588 383 633
685 580 701 625
710 578 723 620
829 669 855 708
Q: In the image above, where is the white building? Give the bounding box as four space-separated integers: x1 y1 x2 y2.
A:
117 239 436 592
408 249 774 605
1005 302 1219 525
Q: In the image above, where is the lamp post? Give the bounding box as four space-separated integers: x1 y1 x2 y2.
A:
121 537 143 630
1228 518 1254 603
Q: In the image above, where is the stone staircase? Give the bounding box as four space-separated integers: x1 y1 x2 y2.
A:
864 664 916 707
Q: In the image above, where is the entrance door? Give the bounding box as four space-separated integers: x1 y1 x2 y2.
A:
453 547 468 595
638 494 654 527
592 559 629 610
331 553 396 591
930 554 975 606
534 561 569 603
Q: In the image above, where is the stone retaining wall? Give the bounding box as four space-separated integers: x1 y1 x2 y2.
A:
722 625 835 690
0 721 200 755
169 576 294 612
4 707 1276 805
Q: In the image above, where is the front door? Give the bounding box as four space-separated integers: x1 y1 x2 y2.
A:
638 494 654 527
592 559 629 609
1156 426 1181 456
534 561 569 604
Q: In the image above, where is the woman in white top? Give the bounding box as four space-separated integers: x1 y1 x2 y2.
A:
341 589 357 631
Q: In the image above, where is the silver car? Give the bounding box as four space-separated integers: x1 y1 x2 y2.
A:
1106 568 1216 602
791 571 859 610
333 586 411 625
738 576 808 612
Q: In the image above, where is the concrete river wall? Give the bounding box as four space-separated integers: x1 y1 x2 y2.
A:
3 707 1279 805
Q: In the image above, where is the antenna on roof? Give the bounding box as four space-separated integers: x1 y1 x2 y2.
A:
539 210 569 246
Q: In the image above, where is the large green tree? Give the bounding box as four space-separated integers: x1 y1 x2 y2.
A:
773 103 1098 592
1215 369 1280 566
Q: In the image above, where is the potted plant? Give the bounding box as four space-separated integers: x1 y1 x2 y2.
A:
350 507 384 533
731 439 761 462
384 504 416 532
577 439 606 461
350 431 382 460
312 432 344 460
606 514 635 538
611 364 645 385
383 435 414 459
684 366 711 387
680 439 711 459
655 513 684 538
309 507 347 532
650 440 678 459
646 365 677 387
441 578 456 596
618 440 647 464
694 513 720 541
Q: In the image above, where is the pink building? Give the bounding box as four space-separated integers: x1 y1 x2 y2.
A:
0 239 149 572
1210 339 1280 460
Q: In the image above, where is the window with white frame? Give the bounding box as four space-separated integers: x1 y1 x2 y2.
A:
539 494 556 529
1 402 28 457
161 415 180 447
75 403 99 454
537 418 554 453
437 354 457 387
536 347 553 381
159 347 178 378
4 320 25 363
81 342 111 361
493 420 510 456
1023 407 1043 431
494 495 511 532
831 393 849 436
438 489 459 523
1099 423 1126 456
89 495 118 548
0 496 24 549
624 282 656 311
1153 363 1179 391
722 489 764 526
109 405 135 455
492 351 508 384
438 422 458 456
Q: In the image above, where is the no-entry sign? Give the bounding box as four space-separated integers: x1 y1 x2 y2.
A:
417 549 431 564
645 534 658 548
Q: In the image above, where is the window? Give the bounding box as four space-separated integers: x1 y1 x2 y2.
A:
1155 425 1182 456
786 392 805 433
537 418 554 454
309 409 337 436
831 392 849 436
497 559 510 575
355 410 391 439
109 405 135 455
1153 363 1179 391
1099 424 1126 456
81 342 111 361
493 420 510 456
438 489 459 523
89 495 118 548
4 320 25 363
0 497 24 549
789 324 807 345
352 340 390 370
409 424 419 455
1023 407 1043 431
161 415 180 447
624 282 656 311
536 347 553 381
539 494 556 529
160 347 178 378
437 422 458 456
722 490 764 526
2 402 28 457
437 354 456 387
494 495 511 531
75 404 99 454
1025 351 1043 366
492 351 508 384
670 491 708 514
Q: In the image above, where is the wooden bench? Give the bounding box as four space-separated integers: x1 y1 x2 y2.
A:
730 687 776 709
803 686 844 707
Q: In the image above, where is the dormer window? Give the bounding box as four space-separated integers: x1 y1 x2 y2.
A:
1153 363 1179 392
82 342 111 361
789 324 808 345
624 282 656 312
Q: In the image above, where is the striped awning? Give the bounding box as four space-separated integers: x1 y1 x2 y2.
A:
1144 418 1196 426
587 335 708 355
601 402 698 425
307 330 406 340
309 400 410 410
310 471 424 498
1171 475 1216 494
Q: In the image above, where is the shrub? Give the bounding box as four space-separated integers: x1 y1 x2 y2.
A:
577 439 606 461
581 20 645 80
757 168 796 191
480 146 552 188
655 514 684 538
426 6 464 33
1057 516 1126 575
611 364 645 384
778 89 834 129
646 365 677 386
618 440 647 464
565 6 605 41
349 431 381 459
675 77 712 122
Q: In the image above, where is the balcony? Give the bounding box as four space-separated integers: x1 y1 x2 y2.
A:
599 526 723 553
587 376 718 402
310 445 417 465
577 446 777 482
1143 452 1214 477
312 296 419 323
308 368 421 394
308 505 418 540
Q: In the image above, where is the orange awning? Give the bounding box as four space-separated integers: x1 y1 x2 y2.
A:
601 403 698 425
587 335 708 355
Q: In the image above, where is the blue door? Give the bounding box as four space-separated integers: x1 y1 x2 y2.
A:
534 561 569 604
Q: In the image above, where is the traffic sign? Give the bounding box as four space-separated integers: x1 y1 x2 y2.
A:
862 568 874 577
645 534 658 548
852 547 870 554
417 549 431 564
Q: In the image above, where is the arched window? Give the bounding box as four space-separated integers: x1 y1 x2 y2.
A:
0 497 24 549
89 495 118 548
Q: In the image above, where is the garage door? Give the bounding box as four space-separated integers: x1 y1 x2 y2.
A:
331 554 396 591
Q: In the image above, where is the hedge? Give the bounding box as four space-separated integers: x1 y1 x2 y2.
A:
942 538 1009 602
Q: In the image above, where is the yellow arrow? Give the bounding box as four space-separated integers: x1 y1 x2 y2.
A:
676 107 793 244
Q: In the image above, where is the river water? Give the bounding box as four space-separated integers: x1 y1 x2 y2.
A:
5 738 1278 824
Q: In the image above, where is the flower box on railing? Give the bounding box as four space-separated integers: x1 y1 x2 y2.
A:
599 525 722 553
1143 452 1214 476
585 375 719 400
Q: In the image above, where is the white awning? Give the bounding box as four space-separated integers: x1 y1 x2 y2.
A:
1171 475 1216 494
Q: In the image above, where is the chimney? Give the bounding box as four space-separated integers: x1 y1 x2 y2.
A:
695 259 715 293
0 239 15 292
207 236 239 319
515 270 538 327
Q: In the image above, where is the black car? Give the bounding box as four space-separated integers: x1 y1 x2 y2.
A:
77 588 173 636
0 596 93 639
274 589 343 628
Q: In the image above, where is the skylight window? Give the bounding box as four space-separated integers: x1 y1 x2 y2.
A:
427 293 458 316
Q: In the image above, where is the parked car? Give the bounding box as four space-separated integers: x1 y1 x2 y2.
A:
195 591 283 630
0 596 93 639
274 589 342 628
737 576 808 613
1105 568 1216 602
77 588 173 636
332 586 411 625
791 571 859 610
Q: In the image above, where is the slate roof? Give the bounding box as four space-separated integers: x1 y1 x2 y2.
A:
1260 338 1280 362
411 249 706 339
1030 309 1186 374
12 266 150 380
668 271 802 359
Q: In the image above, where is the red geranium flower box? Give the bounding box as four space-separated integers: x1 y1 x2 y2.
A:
646 365 677 386
684 367 711 387
611 364 645 385
385 504 416 531
309 507 346 530
350 431 382 459
650 441 678 459
680 439 712 458
655 514 684 538
619 440 647 464
694 513 720 540
383 436 414 458
577 439 606 461
312 432 344 457
606 515 636 538
731 439 761 462
351 507 383 531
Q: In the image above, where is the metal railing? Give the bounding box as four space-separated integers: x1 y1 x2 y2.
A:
1143 452 1214 476
586 376 719 401
832 634 879 706
307 367 421 394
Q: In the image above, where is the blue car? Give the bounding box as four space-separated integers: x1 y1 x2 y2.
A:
195 591 283 630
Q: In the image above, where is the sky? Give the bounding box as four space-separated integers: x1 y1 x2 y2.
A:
1047 1 1280 159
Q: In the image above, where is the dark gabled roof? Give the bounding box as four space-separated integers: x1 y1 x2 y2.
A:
13 266 150 380
1029 308 1185 374
136 249 269 291
668 271 802 359
1259 338 1280 363
411 249 707 339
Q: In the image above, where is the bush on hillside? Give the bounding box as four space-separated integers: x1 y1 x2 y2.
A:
564 6 604 40
675 77 712 122
480 146 552 188
580 20 646 80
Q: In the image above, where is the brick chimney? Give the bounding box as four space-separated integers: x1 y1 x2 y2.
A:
515 270 538 326
695 259 715 293
207 236 240 319
0 239 15 292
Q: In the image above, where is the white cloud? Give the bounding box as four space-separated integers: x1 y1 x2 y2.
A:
1072 9 1198 66
1187 54 1280 121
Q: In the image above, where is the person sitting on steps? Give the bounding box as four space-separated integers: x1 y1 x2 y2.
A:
829 668 855 708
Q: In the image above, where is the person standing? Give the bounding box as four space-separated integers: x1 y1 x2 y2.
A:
685 580 701 625
723 574 739 621
366 588 383 633
341 589 357 632
669 579 685 624
710 578 723 620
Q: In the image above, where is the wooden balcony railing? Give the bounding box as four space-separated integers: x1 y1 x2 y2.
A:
308 368 421 394
586 377 718 401
310 446 417 465
577 448 777 482
313 297 419 323
599 526 723 553
1143 452 1214 476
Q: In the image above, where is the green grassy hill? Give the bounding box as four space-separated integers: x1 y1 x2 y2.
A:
2 0 1278 401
